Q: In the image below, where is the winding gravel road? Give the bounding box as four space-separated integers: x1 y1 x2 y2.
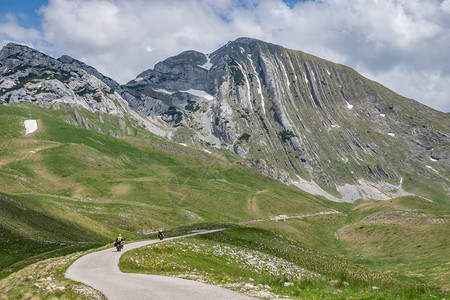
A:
65 230 254 299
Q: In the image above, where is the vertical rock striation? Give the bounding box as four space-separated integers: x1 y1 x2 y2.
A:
1 39 448 202
124 38 449 201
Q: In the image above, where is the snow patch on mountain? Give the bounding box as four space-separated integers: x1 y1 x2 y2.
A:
24 120 38 135
199 54 213 70
233 60 253 110
426 165 440 174
181 89 214 100
303 72 309 84
279 60 290 88
310 70 316 82
154 88 174 95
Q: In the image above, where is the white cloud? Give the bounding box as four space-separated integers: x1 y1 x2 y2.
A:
39 0 235 83
0 13 47 51
3 0 449 111
361 66 450 112
442 0 450 13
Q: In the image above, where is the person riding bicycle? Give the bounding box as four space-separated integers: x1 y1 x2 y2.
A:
157 229 165 240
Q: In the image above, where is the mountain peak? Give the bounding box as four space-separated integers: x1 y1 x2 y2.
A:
0 42 59 73
1 42 51 57
158 50 207 68
3 42 29 50
1 42 45 59
231 37 268 45
123 38 449 202
211 37 280 59
0 42 134 123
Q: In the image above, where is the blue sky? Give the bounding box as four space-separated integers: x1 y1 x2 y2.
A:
1 0 449 112
0 0 47 28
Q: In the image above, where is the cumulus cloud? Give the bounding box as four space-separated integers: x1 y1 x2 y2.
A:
39 0 237 83
0 13 48 51
4 0 450 111
247 0 450 111
362 66 450 113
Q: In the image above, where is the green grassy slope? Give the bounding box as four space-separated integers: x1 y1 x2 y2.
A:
245 196 450 290
120 226 444 299
337 196 450 290
1 103 448 299
0 103 335 276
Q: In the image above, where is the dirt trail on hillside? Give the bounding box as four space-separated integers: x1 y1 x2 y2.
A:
66 230 254 300
247 190 267 217
242 209 342 224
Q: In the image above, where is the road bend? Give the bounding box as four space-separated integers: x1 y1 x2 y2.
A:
65 230 254 300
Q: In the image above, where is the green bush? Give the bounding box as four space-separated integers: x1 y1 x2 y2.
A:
280 130 296 142
230 67 245 86
185 100 199 112
238 133 251 142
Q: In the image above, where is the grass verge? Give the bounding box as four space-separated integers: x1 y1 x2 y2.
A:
0 245 110 300
120 226 445 299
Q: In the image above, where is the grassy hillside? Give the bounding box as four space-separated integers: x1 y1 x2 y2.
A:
244 196 450 290
119 196 449 298
1 103 448 299
120 226 444 299
337 197 450 290
0 193 112 280
0 103 336 277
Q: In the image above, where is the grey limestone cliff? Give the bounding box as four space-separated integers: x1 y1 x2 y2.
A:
0 43 156 136
123 37 450 202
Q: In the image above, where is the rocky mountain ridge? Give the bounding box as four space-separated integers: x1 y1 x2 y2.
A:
1 39 448 203
122 38 449 202
0 43 160 137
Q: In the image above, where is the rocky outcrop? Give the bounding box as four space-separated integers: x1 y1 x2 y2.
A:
0 43 130 116
124 37 450 201
0 43 156 137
